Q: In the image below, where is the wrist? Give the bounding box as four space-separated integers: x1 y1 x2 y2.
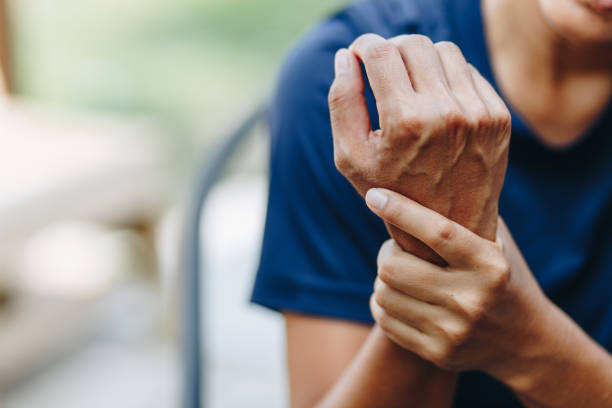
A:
448 201 499 242
371 326 459 406
490 300 558 393
489 299 612 403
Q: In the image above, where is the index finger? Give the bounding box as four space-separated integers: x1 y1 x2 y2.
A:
365 188 488 267
349 34 414 115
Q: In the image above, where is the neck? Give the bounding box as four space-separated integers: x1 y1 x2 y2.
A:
482 0 612 147
484 0 612 82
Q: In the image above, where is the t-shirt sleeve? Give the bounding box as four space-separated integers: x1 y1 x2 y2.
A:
250 17 389 325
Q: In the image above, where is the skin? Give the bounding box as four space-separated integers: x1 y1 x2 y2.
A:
331 35 511 263
285 0 612 406
367 189 612 407
484 0 612 147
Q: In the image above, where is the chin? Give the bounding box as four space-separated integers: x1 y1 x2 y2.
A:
537 0 612 45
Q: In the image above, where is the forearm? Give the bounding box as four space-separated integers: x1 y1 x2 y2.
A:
317 325 457 408
495 299 612 407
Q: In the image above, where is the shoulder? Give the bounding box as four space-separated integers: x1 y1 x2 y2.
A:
254 0 456 324
272 0 451 122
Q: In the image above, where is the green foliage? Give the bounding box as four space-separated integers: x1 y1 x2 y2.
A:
9 0 345 130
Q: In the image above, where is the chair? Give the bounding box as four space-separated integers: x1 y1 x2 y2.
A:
181 104 268 408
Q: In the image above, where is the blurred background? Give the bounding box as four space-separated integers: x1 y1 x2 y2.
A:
0 0 344 406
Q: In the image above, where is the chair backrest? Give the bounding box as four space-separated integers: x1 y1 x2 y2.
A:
181 104 268 408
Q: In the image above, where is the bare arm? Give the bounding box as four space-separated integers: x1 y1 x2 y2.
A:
330 34 510 263
284 31 513 406
293 32 510 408
364 189 612 408
285 313 456 408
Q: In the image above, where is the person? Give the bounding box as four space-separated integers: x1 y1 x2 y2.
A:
251 0 612 406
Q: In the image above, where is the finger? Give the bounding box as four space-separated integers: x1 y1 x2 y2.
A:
370 295 431 354
374 278 446 335
348 34 414 115
468 64 510 120
365 188 486 267
329 49 372 160
390 34 448 94
376 239 396 269
434 41 490 119
377 240 454 304
468 64 512 148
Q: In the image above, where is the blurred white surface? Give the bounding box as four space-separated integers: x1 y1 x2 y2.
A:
5 340 179 408
3 174 286 408
202 175 287 408
16 222 139 297
0 98 179 404
2 285 180 408
0 100 173 267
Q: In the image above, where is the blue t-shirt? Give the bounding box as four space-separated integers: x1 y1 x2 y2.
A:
251 0 612 406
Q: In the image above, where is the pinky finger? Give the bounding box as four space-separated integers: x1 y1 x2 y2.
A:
370 295 430 355
468 64 511 120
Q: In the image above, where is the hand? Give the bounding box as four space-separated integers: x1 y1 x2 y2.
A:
329 34 511 262
364 188 555 384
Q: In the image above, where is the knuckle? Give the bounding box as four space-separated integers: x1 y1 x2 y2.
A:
331 144 355 175
387 110 423 140
494 106 512 130
404 34 435 49
363 39 395 61
457 289 490 323
498 105 512 123
443 323 470 347
444 290 464 314
430 220 457 248
466 297 488 323
392 34 435 56
428 343 455 370
377 261 397 285
471 104 491 124
440 107 466 129
376 309 393 331
333 150 350 173
384 104 409 123
328 80 351 108
377 239 396 262
467 63 479 77
354 33 384 48
333 149 364 180
468 105 492 130
434 40 462 56
397 114 422 134
490 259 511 291
383 238 397 251
373 282 391 309
482 254 511 289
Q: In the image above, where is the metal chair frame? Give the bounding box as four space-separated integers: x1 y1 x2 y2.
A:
181 104 268 408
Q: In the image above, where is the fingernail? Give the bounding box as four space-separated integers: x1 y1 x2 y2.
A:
334 48 350 76
366 189 388 210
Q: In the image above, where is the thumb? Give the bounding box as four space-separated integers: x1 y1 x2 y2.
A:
328 48 371 170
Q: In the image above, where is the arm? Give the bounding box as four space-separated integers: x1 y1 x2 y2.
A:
499 221 612 407
308 33 511 407
285 313 456 408
330 34 510 263
364 188 612 408
514 304 612 407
